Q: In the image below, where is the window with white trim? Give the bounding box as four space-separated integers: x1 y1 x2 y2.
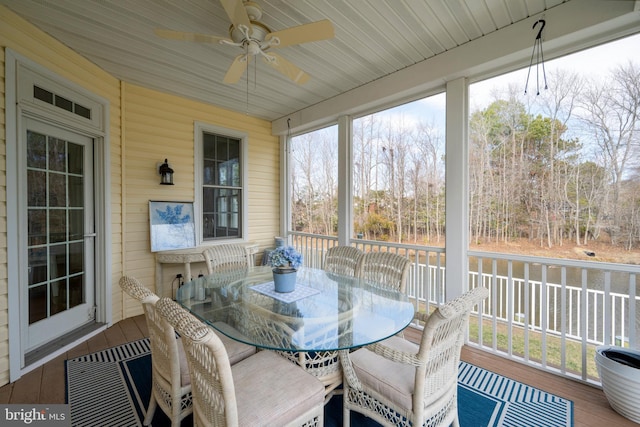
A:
195 123 247 243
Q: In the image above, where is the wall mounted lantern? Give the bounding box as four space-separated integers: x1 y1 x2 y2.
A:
159 159 174 185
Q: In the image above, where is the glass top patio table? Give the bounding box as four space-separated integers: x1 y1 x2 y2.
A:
175 265 415 352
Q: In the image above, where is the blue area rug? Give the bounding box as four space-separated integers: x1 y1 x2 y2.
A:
65 339 573 427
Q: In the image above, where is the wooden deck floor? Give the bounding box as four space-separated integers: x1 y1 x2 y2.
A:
0 316 634 426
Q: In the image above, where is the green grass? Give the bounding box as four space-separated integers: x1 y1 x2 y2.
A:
468 317 599 380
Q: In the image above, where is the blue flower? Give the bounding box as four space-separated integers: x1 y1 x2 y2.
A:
270 245 303 269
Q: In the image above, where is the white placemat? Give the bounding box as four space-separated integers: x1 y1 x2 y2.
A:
250 281 320 303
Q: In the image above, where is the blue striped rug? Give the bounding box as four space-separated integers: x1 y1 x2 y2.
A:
65 339 573 427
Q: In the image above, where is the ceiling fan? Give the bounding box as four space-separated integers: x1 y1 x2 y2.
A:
155 0 334 85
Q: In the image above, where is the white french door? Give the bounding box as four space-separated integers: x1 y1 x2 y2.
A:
22 117 96 352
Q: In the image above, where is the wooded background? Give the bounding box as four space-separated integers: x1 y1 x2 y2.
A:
291 62 640 251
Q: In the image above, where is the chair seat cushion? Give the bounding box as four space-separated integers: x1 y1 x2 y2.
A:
212 322 257 365
350 336 419 411
232 351 325 426
175 325 256 387
175 338 191 387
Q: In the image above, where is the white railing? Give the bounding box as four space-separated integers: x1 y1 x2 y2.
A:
469 266 636 345
291 232 447 310
289 231 640 385
468 251 639 384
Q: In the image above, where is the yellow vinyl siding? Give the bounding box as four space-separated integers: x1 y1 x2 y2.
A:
0 6 279 386
122 83 279 297
1 6 123 384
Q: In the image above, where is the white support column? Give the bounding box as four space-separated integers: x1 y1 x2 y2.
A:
280 134 291 241
337 115 353 246
445 77 469 301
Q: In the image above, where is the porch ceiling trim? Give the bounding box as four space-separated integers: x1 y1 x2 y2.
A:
272 0 640 136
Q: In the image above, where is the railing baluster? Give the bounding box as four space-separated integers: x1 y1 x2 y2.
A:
288 231 639 385
581 268 588 381
524 261 530 363
541 265 548 368
560 266 567 374
630 274 637 349
507 260 513 356
604 271 612 345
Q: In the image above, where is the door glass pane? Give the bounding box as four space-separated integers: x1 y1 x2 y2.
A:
69 275 84 308
29 285 47 323
26 127 90 330
69 210 84 240
49 173 66 207
27 132 46 169
49 244 67 280
69 242 84 274
28 248 47 286
68 143 83 174
49 209 67 243
69 176 83 207
48 138 66 172
28 209 47 246
50 279 67 315
27 170 46 207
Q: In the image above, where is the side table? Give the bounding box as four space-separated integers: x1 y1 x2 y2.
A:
155 242 259 298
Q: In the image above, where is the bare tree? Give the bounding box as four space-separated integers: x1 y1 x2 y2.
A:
290 129 338 235
353 115 385 238
413 119 444 243
318 131 338 234
538 70 583 246
577 62 640 244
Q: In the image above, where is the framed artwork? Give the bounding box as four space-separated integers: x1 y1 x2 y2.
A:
149 201 196 252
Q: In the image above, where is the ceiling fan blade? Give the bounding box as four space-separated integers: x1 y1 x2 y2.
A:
224 54 250 84
266 20 334 48
264 53 310 85
154 29 229 44
219 0 251 29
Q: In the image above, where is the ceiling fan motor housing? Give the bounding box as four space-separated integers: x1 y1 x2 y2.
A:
156 0 334 84
229 20 270 46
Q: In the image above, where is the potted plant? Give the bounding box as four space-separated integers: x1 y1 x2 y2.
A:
270 245 303 292
595 345 640 423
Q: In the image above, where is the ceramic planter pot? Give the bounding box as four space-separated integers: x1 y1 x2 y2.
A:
273 268 297 293
595 345 640 423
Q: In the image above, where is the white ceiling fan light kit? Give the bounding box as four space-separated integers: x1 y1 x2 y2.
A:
155 0 334 85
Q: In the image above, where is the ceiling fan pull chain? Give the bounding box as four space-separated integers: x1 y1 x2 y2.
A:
245 43 250 115
253 57 258 91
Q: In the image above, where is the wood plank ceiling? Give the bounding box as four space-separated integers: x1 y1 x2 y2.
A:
1 0 568 121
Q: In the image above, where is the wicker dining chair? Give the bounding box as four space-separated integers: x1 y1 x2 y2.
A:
119 275 158 304
203 244 252 275
119 276 192 427
234 299 347 401
323 245 364 277
119 276 256 426
357 251 411 293
339 286 490 427
156 297 325 427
